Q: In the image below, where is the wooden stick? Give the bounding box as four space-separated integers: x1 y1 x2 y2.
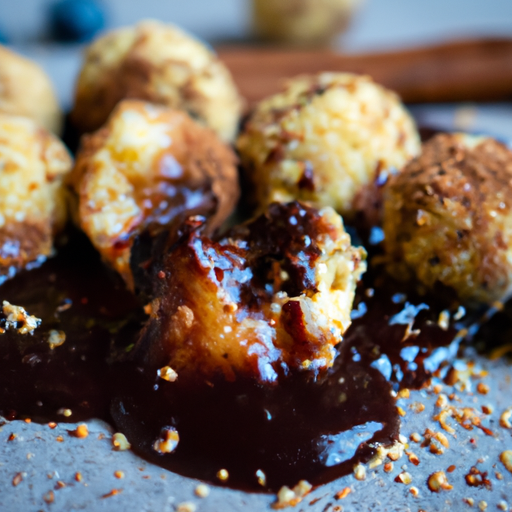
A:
217 39 512 105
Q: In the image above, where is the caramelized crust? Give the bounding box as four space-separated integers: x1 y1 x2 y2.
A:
71 20 243 142
383 133 512 304
69 100 239 289
135 202 366 383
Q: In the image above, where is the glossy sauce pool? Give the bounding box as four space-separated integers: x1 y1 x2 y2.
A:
0 230 466 492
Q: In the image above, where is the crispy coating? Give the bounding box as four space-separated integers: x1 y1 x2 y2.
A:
71 20 243 142
0 45 62 134
383 133 512 304
135 202 366 383
237 73 420 217
0 114 72 282
69 100 239 290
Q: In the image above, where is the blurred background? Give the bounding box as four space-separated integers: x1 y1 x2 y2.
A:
2 0 512 50
1 0 512 136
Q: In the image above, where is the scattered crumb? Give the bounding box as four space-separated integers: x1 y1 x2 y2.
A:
153 426 180 454
12 472 23 486
57 408 72 417
478 501 487 511
383 463 393 473
48 422 57 429
409 486 419 497
176 503 197 512
397 389 410 399
216 469 229 482
436 394 448 408
497 501 508 511
353 464 366 481
47 330 66 349
465 466 491 489
410 432 421 443
195 483 210 498
499 409 512 429
405 451 419 466
43 490 55 504
463 497 474 506
499 450 512 474
447 465 456 473
438 310 450 330
476 383 489 395
75 472 82 482
395 471 412 484
335 487 351 500
411 402 425 413
2 301 41 334
114 471 124 479
272 480 312 509
55 480 66 489
112 433 131 451
102 489 122 498
397 406 406 417
427 471 453 492
256 469 267 487
56 435 64 443
157 366 178 382
69 424 88 439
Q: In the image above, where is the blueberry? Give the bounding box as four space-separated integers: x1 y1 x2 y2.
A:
0 26 9 45
50 0 107 43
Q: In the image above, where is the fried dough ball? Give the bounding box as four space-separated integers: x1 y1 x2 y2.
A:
0 114 72 282
135 201 366 383
383 133 512 305
237 73 420 217
71 20 243 142
0 45 62 134
69 99 239 290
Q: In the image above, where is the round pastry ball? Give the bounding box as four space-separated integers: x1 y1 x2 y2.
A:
0 114 72 282
383 133 512 305
0 45 62 134
135 201 366 383
69 99 240 290
71 20 243 142
237 72 420 217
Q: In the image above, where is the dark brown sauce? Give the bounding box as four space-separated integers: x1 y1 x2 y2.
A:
0 229 467 492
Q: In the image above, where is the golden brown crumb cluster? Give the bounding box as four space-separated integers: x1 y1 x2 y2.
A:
71 20 243 142
0 114 72 281
383 133 512 304
69 100 239 289
0 45 62 134
237 72 420 217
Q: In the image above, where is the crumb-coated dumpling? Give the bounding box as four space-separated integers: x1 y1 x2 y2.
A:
0 45 62 134
135 201 366 383
383 133 512 305
237 73 420 217
68 100 240 290
0 114 72 282
71 20 243 142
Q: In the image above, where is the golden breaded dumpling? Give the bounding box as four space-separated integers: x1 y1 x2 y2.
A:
0 114 72 282
383 133 512 305
237 73 420 217
69 100 240 290
135 201 366 383
0 45 62 134
71 20 243 142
